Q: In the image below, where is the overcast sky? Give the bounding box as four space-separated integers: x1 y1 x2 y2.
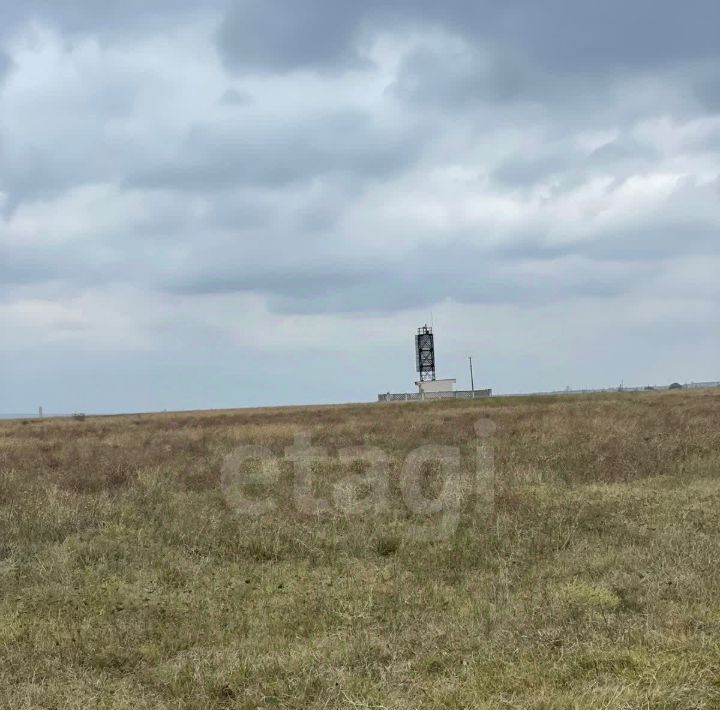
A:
1 1 718 413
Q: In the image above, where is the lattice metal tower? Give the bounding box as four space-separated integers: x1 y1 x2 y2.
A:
415 325 436 382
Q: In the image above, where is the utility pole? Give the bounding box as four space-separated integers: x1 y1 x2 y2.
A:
469 356 475 397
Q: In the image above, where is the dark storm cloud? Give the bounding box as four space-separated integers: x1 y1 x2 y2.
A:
130 111 424 191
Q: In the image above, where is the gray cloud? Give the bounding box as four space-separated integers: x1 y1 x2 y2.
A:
393 45 542 108
219 88 252 106
198 252 650 316
0 50 10 81
218 1 720 76
217 0 376 72
447 1 720 74
694 70 720 112
155 190 716 314
1 0 719 411
573 179 720 262
491 136 659 190
492 153 574 189
0 1 223 40
129 111 424 191
167 260 376 301
6 0 717 77
0 245 57 288
0 67 149 207
587 137 658 166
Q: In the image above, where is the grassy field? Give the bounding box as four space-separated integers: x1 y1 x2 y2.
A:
1 390 719 709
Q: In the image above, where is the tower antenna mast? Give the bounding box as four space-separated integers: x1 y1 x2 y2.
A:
415 325 436 382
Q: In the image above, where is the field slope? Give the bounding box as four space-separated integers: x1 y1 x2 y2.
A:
1 390 719 708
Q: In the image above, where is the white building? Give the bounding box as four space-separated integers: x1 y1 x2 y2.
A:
415 378 456 395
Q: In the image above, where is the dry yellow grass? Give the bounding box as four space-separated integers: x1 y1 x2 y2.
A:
1 389 719 708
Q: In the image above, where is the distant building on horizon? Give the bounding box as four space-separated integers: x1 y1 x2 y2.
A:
415 378 456 395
